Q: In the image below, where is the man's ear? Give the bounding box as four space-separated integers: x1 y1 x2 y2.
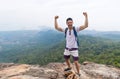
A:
66 23 68 25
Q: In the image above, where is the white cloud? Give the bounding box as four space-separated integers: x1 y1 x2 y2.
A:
0 0 120 31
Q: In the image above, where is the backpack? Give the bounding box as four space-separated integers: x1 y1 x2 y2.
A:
65 27 79 46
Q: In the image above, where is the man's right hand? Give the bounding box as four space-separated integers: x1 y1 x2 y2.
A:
83 12 87 17
55 16 59 19
54 15 63 32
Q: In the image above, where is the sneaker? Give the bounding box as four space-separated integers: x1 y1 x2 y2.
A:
64 67 72 71
77 73 81 77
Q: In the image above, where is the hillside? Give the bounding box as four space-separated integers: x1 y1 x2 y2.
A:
0 30 120 68
80 30 120 41
0 62 120 79
13 35 120 68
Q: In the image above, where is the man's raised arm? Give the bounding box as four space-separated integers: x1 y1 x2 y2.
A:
79 12 88 31
54 16 63 32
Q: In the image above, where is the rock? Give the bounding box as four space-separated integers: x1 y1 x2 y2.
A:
0 62 119 79
81 62 120 79
0 63 15 70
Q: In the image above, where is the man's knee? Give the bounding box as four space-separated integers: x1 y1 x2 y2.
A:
74 61 80 66
65 58 70 62
74 60 78 64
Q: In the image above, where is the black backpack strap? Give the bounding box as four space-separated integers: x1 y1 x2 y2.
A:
73 27 77 37
65 28 68 38
73 27 79 46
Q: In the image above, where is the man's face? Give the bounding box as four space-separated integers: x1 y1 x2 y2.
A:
66 20 73 27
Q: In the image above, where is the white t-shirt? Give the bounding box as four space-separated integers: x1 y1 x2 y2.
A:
62 27 80 49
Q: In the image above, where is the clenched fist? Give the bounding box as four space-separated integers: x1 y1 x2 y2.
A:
55 16 59 19
83 12 88 17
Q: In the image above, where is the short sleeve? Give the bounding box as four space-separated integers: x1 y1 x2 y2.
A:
61 28 65 32
75 27 80 32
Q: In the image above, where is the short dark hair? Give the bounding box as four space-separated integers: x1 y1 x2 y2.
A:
66 17 73 22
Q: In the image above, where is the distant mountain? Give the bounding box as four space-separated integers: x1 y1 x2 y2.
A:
0 30 119 68
0 30 119 45
0 30 39 45
79 30 120 40
33 30 64 46
0 30 64 62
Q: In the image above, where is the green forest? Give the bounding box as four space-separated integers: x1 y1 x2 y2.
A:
12 35 120 68
0 30 120 68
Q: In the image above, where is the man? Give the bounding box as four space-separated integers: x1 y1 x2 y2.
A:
54 12 88 76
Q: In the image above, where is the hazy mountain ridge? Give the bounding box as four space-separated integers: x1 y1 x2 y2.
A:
0 30 120 68
80 30 120 40
0 30 120 45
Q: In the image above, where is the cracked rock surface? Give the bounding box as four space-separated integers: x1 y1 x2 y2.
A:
0 62 120 79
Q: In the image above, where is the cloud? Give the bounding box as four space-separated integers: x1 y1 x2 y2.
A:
0 0 120 31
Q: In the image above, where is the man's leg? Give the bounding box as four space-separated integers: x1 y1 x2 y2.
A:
65 57 71 68
71 50 80 75
74 60 80 74
64 49 71 68
64 55 71 68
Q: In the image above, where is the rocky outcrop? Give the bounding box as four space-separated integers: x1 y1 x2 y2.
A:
0 62 119 79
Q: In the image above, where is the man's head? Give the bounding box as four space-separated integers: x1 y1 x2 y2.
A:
66 17 73 27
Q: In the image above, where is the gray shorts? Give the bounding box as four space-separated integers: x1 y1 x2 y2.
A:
64 49 79 61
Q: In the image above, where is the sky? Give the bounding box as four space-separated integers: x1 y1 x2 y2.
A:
0 0 120 31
